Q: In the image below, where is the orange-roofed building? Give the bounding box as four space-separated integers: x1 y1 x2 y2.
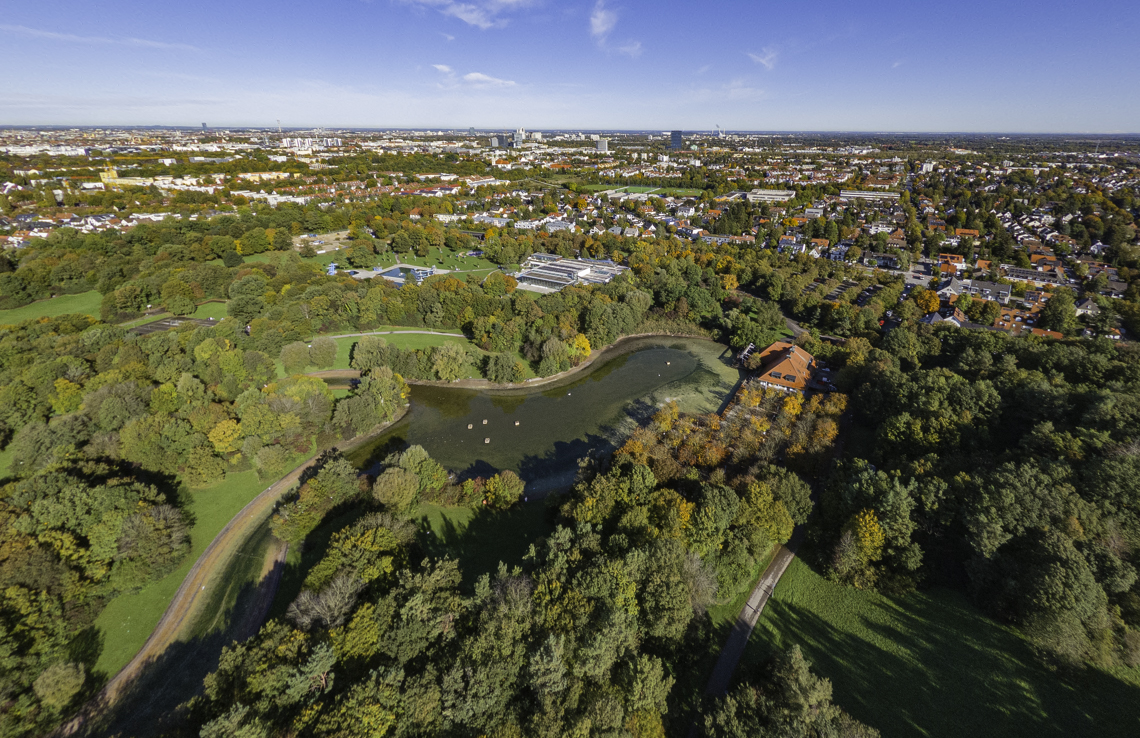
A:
752 341 820 393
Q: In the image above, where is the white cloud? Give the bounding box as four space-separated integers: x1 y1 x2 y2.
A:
590 0 617 40
433 64 453 73
462 72 516 87
747 48 779 70
441 32 455 41
0 24 200 52
892 60 903 68
400 0 534 30
589 1 641 57
617 40 642 58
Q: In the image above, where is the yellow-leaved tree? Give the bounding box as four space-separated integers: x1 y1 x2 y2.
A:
207 419 243 454
853 509 885 564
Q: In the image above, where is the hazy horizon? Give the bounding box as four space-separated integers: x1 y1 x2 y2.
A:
2 0 1138 133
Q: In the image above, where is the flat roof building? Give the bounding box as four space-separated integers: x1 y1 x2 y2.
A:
746 189 796 203
840 190 901 201
515 254 629 293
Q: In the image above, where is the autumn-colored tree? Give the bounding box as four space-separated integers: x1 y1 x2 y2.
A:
50 378 84 415
912 287 941 315
852 509 885 564
207 419 243 454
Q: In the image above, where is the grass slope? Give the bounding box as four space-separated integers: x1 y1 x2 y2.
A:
92 469 270 677
0 290 102 323
275 330 481 378
749 557 1140 738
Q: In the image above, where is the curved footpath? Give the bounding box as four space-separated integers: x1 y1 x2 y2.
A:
62 331 721 734
58 408 409 736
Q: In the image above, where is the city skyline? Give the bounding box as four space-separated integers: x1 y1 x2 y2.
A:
2 0 1138 132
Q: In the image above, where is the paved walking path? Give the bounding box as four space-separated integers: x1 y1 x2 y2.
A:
703 543 798 697
57 410 408 735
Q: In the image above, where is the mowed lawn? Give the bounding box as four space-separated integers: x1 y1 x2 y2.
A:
274 329 478 378
748 557 1140 738
92 469 270 678
192 301 229 320
0 290 102 323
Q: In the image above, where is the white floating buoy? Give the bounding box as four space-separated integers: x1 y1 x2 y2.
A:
484 438 490 444
467 423 473 429
515 421 519 426
667 361 671 365
482 419 488 425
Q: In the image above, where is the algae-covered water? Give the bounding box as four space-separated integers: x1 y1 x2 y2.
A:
347 337 741 492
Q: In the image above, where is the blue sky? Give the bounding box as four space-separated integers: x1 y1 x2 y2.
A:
1 0 1137 132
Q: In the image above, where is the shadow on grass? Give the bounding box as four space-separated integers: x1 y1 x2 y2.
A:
750 559 1140 738
83 545 284 738
417 498 560 591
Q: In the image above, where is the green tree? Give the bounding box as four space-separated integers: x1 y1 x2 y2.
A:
484 470 525 509
33 662 85 712
281 341 310 375
309 336 337 369
1038 287 1079 334
431 343 468 381
373 467 419 512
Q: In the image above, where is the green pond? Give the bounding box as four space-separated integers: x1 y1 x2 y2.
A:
347 337 741 492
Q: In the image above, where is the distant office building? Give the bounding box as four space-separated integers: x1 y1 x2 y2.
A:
670 130 683 149
202 123 208 130
468 127 476 136
513 128 526 146
281 137 342 149
597 138 608 153
531 131 542 141
489 136 500 147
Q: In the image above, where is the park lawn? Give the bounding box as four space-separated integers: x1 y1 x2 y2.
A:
92 469 271 678
275 331 480 378
747 556 1140 738
0 290 102 323
193 301 229 320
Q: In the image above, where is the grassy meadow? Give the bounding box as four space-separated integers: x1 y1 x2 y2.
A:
0 290 102 323
748 557 1140 738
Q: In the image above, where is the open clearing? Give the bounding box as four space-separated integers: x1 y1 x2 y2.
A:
0 290 101 323
748 557 1140 738
92 469 273 677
